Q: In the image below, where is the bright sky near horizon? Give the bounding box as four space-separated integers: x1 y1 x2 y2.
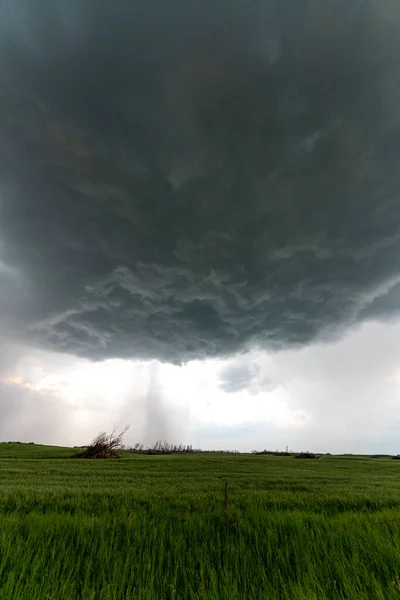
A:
2 319 400 454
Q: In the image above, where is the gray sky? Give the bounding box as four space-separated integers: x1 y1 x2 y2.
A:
0 1 400 451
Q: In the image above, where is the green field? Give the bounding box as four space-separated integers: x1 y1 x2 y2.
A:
1 444 400 599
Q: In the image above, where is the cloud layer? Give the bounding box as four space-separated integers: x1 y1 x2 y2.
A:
1 0 400 362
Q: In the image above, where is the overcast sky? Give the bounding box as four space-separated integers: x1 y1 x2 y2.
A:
1 0 400 452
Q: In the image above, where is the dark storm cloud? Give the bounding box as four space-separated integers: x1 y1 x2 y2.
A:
1 0 400 362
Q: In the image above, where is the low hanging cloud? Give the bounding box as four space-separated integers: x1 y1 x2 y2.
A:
1 0 400 363
219 363 260 394
218 356 276 394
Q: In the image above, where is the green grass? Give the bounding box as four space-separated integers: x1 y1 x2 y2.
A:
0 442 81 459
1 445 400 599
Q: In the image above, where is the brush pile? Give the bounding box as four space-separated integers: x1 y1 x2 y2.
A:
294 451 320 459
77 426 129 459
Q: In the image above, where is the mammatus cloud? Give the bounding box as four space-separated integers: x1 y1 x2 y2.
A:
0 0 400 362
